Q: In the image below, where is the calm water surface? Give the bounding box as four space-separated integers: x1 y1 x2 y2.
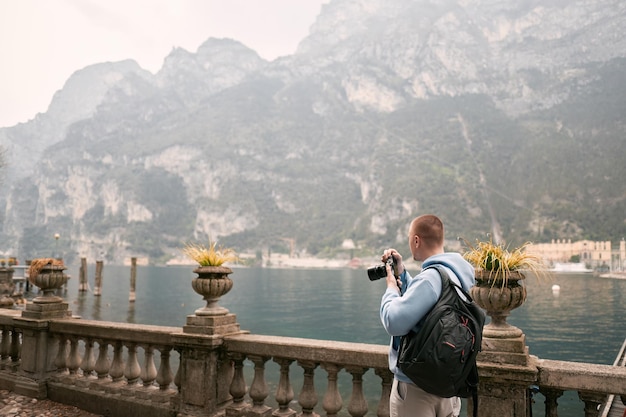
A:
43 264 626 415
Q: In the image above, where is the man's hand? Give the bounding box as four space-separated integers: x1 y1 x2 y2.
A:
382 248 404 275
385 262 401 291
382 248 404 292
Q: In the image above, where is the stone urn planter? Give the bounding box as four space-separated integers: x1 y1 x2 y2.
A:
22 258 71 319
470 270 527 339
463 239 546 368
182 241 238 317
181 240 239 327
28 260 68 304
191 266 234 316
0 264 16 308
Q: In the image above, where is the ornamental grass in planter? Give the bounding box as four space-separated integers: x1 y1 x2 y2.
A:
462 237 549 344
27 257 65 279
182 240 238 267
462 238 546 288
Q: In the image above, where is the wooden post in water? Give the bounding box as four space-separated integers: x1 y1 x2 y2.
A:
94 260 103 296
129 257 137 302
79 257 89 292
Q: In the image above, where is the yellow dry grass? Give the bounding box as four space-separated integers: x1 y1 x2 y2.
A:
27 258 64 278
462 238 547 286
182 241 238 267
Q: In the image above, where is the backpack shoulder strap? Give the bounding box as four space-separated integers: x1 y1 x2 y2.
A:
423 264 473 302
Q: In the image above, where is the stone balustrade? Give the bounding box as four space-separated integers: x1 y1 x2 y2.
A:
222 334 392 417
0 309 182 416
46 319 182 416
0 307 624 417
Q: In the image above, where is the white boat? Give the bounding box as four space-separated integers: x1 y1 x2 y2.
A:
598 272 626 279
10 265 29 282
552 262 593 273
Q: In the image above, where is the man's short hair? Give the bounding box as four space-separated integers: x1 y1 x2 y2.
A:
411 214 444 248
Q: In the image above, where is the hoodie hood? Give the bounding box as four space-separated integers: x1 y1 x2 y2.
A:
422 252 476 291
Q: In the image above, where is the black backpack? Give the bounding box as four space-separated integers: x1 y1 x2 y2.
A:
396 265 485 411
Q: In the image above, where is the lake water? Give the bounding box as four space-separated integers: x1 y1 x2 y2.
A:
30 264 626 415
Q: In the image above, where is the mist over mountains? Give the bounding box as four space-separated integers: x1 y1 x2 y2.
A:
1 0 625 264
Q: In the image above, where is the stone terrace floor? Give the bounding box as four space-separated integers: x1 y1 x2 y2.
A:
0 390 103 417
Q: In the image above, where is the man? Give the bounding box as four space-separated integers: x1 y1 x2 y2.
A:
379 214 475 417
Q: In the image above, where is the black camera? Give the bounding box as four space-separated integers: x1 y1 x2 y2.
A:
367 257 395 281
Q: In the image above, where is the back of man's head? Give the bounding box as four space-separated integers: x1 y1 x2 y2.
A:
411 214 444 250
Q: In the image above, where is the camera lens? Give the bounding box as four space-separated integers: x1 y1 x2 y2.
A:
367 264 387 281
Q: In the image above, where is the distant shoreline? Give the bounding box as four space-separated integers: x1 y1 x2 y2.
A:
165 253 380 270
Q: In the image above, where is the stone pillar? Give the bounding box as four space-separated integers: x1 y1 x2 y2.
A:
172 311 246 415
129 257 137 302
94 260 103 296
12 317 62 398
472 360 537 417
14 264 72 399
16 272 73 400
172 334 229 416
15 290 72 399
78 258 88 292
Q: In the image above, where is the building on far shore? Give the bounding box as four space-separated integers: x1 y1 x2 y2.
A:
526 238 625 271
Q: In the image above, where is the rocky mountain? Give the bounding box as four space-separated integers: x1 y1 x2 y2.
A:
1 0 625 265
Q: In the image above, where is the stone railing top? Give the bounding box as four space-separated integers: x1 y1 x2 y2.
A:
536 357 626 396
224 333 389 369
0 310 24 324
47 318 182 346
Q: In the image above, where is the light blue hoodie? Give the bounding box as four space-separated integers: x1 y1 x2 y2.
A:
379 252 476 382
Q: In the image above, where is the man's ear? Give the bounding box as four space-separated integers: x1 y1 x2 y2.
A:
413 235 420 249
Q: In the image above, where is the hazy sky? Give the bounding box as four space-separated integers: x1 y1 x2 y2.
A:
0 0 328 128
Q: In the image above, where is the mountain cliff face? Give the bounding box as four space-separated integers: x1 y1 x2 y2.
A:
1 0 625 264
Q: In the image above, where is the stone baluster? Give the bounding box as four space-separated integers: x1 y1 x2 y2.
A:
1 327 20 371
173 348 181 392
345 366 368 417
124 343 141 385
9 329 20 369
141 345 157 387
67 337 81 375
109 341 125 382
248 355 271 416
375 368 392 417
297 360 318 417
54 336 68 373
273 358 295 417
227 352 249 416
80 339 95 378
94 340 111 380
539 387 563 417
578 391 606 417
149 346 175 404
156 347 174 390
0 327 9 365
321 363 343 417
